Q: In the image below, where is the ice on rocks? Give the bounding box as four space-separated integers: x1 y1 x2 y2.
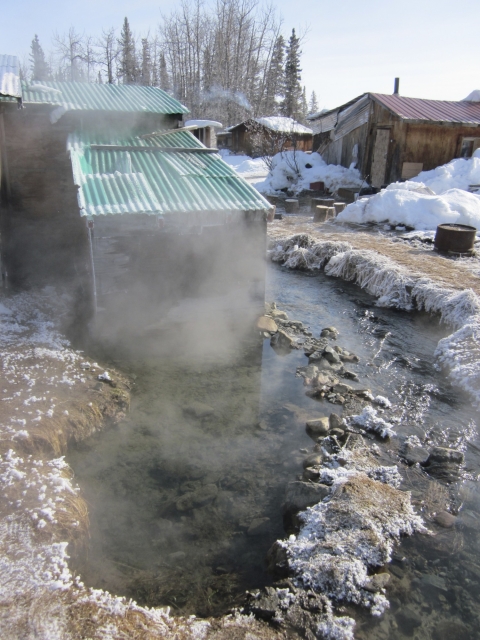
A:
350 406 396 439
270 233 480 404
280 465 424 621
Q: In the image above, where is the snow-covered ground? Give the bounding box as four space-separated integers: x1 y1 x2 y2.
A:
255 150 363 195
337 150 480 230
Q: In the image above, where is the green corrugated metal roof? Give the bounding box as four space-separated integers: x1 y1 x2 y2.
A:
68 130 272 217
6 80 188 115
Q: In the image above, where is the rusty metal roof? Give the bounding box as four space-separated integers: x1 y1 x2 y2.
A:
370 93 480 125
0 54 21 99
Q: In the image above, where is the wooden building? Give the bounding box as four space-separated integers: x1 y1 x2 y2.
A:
307 93 480 188
185 119 223 148
0 69 272 332
223 116 313 157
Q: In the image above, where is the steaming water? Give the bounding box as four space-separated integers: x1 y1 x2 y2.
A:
68 264 479 636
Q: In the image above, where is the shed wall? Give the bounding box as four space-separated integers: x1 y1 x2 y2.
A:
314 96 480 187
367 100 480 183
0 107 180 292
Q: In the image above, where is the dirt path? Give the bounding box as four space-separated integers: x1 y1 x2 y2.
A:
268 215 480 297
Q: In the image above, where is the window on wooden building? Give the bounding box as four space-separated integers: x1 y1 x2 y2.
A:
460 137 480 158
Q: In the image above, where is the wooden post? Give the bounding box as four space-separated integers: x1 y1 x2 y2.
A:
312 197 335 211
0 112 12 202
314 206 329 222
285 199 299 213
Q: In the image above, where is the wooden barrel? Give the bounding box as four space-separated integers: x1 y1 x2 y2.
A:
434 223 477 254
285 199 299 213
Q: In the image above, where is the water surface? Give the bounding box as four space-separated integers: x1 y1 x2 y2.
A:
68 265 479 636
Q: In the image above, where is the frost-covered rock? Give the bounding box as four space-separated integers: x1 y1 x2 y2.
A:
281 472 425 618
350 406 396 439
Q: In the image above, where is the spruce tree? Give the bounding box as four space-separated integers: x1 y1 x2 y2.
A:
118 18 137 84
308 90 319 115
159 53 170 92
282 29 302 120
301 86 308 123
263 35 285 115
140 38 152 86
30 35 51 82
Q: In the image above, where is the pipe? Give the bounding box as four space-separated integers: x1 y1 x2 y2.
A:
394 78 400 95
87 219 97 315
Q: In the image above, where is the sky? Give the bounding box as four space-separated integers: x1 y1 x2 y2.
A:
1 0 480 110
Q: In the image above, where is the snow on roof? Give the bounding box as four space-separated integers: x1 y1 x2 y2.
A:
0 54 21 99
226 117 312 134
254 116 312 135
184 119 223 128
463 90 480 102
306 108 329 120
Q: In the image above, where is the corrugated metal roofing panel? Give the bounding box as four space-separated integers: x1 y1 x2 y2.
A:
334 95 371 140
69 130 271 217
310 111 338 134
80 172 162 216
0 54 21 99
17 80 188 115
370 93 480 124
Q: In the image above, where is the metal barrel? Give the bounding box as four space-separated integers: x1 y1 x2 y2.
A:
434 223 477 254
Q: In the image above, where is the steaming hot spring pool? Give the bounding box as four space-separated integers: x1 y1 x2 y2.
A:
67 264 480 638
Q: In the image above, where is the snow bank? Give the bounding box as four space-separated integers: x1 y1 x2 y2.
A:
218 149 268 177
337 182 480 230
411 148 480 194
337 151 480 230
270 235 480 404
256 151 363 195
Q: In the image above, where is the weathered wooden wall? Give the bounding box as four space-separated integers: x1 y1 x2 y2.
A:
314 98 480 187
363 101 480 184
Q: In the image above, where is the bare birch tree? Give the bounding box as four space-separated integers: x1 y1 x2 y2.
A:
96 28 119 84
53 27 86 82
